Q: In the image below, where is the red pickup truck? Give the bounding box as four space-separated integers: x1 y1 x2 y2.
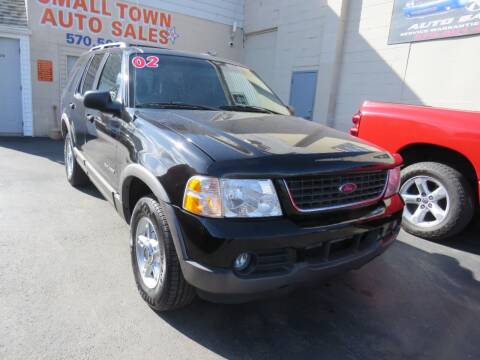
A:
350 101 479 241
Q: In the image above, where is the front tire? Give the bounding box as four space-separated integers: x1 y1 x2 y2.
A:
64 133 88 187
130 196 195 311
400 162 474 241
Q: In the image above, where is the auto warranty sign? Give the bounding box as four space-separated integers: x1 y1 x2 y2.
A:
388 0 480 44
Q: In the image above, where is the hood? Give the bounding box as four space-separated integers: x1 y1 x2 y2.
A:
136 109 395 176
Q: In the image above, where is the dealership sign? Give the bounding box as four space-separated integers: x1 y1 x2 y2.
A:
389 0 480 44
36 0 179 47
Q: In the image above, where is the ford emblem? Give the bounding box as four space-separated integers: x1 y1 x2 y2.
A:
339 183 357 194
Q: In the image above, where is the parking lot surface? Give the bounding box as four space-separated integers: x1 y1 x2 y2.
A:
1 138 479 360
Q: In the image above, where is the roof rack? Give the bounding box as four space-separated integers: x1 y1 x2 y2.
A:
89 42 127 52
128 43 171 50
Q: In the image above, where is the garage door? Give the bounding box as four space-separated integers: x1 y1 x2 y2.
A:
244 30 278 92
0 37 23 135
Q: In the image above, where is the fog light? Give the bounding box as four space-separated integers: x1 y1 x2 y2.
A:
234 253 251 271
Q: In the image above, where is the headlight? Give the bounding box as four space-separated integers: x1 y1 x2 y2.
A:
222 179 282 218
183 176 282 218
384 167 401 198
183 176 222 218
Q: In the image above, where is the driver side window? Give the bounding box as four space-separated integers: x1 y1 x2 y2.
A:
97 53 123 101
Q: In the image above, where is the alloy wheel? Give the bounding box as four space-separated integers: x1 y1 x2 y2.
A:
65 136 74 179
400 176 450 228
135 217 166 289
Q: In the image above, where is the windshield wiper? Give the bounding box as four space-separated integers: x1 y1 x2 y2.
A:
136 102 281 114
219 105 279 114
136 102 218 111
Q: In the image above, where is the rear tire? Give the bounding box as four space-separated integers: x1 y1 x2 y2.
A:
130 196 196 311
400 162 474 241
64 133 88 187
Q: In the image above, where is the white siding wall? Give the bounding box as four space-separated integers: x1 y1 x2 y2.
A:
141 0 244 26
19 35 33 136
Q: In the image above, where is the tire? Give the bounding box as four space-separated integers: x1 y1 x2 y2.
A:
64 133 89 187
400 162 474 241
130 196 195 311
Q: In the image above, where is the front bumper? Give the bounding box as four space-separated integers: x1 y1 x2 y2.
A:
163 195 404 297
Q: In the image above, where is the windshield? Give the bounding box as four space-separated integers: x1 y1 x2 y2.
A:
129 53 290 115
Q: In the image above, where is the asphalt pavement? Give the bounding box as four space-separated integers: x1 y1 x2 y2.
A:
0 137 479 360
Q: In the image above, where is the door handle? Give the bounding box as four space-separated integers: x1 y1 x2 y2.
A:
69 103 75 110
86 114 97 123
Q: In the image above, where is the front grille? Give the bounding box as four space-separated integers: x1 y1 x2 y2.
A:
302 230 382 265
284 170 388 211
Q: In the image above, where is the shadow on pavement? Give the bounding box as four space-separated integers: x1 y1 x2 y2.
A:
441 220 480 256
0 137 106 200
157 241 480 359
422 221 480 255
77 183 105 201
0 137 64 165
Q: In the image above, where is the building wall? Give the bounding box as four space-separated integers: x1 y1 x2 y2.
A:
27 0 244 136
244 0 480 131
139 0 244 26
334 0 412 130
16 0 480 136
243 0 328 104
0 0 27 27
335 0 480 130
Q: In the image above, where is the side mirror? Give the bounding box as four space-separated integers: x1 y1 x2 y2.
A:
84 90 122 117
287 105 295 116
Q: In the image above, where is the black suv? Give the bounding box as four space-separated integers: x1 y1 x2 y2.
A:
61 43 404 311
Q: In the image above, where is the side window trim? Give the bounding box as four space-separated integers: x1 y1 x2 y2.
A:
96 51 123 102
92 53 109 93
80 52 106 95
119 51 127 105
76 55 93 95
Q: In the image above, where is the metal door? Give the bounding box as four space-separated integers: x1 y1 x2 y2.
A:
0 38 23 134
289 71 318 120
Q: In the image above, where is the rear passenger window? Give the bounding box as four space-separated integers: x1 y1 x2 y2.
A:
97 53 122 101
67 56 87 93
81 54 104 94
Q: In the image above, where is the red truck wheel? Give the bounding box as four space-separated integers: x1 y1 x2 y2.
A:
399 162 474 241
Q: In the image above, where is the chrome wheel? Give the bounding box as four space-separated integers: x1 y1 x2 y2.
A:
400 176 450 228
65 136 74 179
135 217 165 289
